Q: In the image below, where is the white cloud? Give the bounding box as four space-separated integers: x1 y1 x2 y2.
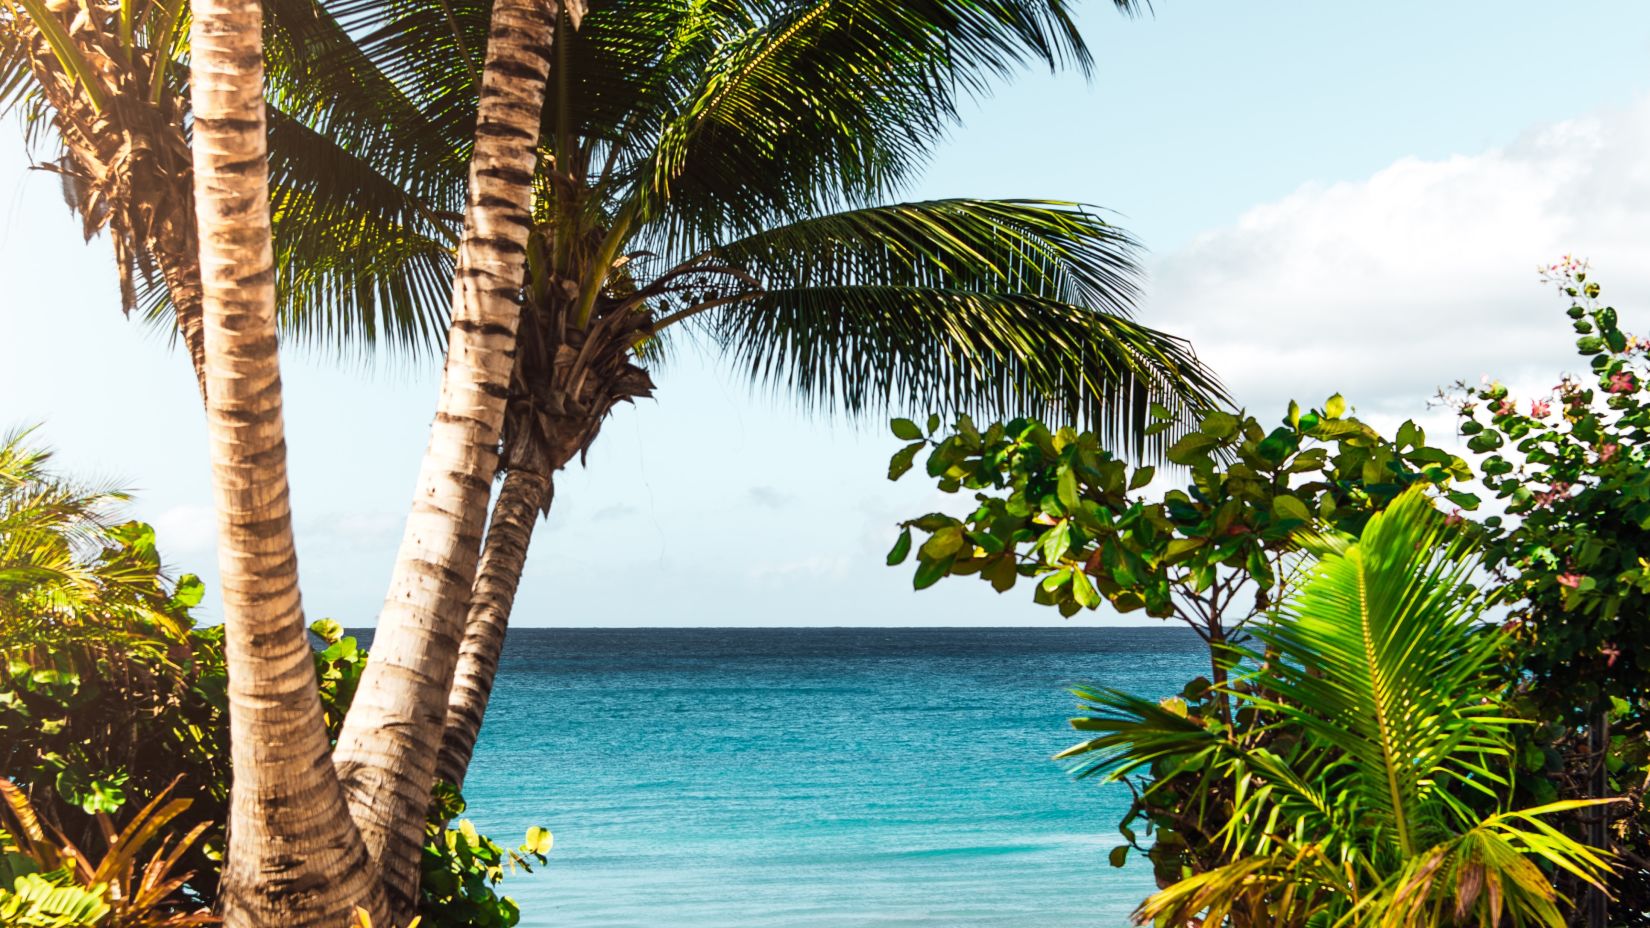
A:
1149 94 1650 423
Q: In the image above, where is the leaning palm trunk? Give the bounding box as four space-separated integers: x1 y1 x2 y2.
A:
189 1 387 925
435 467 551 788
330 0 565 915
3 8 208 397
434 291 654 788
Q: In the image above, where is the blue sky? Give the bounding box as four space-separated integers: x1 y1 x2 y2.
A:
4 1 1650 627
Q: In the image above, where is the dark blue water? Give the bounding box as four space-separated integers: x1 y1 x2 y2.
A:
459 627 1209 927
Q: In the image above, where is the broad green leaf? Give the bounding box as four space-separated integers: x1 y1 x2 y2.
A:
1325 393 1347 419
170 573 205 609
1072 571 1101 608
1166 433 1220 466
886 528 913 566
1041 567 1074 592
888 441 924 480
983 555 1018 592
913 556 954 591
1129 466 1156 491
1041 520 1073 562
920 526 966 560
1272 495 1312 523
1200 411 1239 439
891 418 923 441
1057 466 1079 512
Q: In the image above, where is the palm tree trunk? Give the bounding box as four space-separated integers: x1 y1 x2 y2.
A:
433 312 653 791
188 2 388 925
330 1 560 916
435 468 552 789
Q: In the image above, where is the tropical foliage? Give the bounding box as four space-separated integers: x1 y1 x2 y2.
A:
882 400 1483 895
882 263 1650 925
1064 490 1611 927
0 778 215 927
1449 264 1650 922
0 429 229 894
882 398 1473 670
0 430 545 926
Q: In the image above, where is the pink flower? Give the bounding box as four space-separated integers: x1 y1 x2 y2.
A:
1444 510 1465 527
1602 643 1621 668
1601 443 1620 462
1609 371 1637 394
1495 398 1517 417
1529 399 1551 418
1557 573 1584 589
1533 482 1572 508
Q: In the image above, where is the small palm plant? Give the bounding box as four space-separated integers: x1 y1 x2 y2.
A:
0 778 215 927
1062 488 1614 927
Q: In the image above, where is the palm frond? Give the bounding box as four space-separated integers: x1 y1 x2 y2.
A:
1249 489 1511 855
702 285 1216 447
265 106 460 360
623 0 1130 250
673 199 1221 446
705 199 1142 312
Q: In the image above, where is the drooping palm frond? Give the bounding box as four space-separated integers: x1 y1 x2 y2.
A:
1 1 461 364
704 199 1141 311
323 0 489 171
1059 685 1226 783
265 108 459 360
673 199 1222 447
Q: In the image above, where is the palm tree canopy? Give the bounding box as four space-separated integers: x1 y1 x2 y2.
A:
0 0 459 359
6 0 1220 444
323 0 1221 447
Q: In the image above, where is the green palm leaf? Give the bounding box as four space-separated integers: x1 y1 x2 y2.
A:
1065 489 1615 927
1250 492 1514 855
675 199 1222 445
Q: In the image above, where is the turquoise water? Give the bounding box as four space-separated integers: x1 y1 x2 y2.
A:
460 627 1209 927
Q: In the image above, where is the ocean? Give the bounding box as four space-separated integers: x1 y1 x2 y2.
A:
459 627 1210 928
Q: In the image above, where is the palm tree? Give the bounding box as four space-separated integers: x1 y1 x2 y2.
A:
10 0 1226 913
4 1 551 913
1061 488 1612 927
359 0 1224 794
326 1 569 915
186 1 387 924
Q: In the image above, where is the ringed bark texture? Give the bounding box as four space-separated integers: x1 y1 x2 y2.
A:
188 2 388 925
330 0 559 915
434 468 551 788
434 303 654 788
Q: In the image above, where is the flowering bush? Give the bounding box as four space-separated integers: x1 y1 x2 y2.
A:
1454 261 1650 719
1450 262 1650 921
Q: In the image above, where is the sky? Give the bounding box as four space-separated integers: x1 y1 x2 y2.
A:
3 2 1650 628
